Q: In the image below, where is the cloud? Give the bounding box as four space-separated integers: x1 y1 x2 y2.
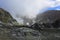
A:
0 0 55 18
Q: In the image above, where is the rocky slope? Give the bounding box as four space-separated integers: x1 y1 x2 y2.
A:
36 10 60 23
36 10 60 28
0 8 18 26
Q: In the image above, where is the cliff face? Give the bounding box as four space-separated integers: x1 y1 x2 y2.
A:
36 10 60 23
0 8 18 25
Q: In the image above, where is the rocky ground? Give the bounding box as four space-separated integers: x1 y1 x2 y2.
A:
0 26 41 40
0 26 60 40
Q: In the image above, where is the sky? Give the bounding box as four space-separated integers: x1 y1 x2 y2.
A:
0 0 60 24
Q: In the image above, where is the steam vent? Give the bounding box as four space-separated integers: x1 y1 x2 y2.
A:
0 9 60 40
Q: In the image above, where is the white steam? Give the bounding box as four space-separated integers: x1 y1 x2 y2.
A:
0 0 60 24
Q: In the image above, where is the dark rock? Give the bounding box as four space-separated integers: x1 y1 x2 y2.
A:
10 27 41 40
